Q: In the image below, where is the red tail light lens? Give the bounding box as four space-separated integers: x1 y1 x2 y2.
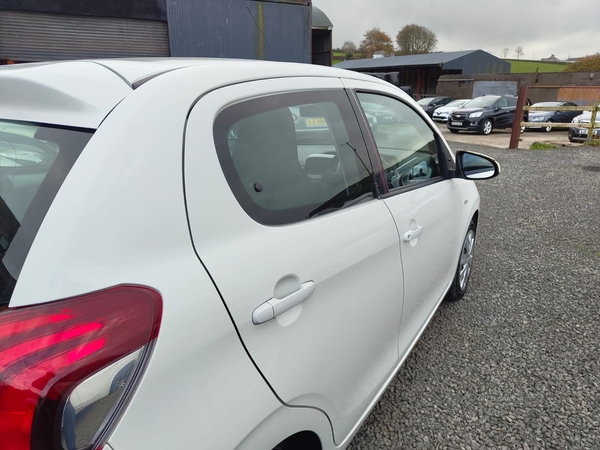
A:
0 285 162 450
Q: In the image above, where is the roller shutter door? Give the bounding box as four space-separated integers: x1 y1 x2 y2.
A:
0 10 170 62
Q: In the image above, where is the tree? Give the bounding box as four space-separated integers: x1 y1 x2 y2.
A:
566 53 600 72
341 40 357 55
359 28 394 58
395 24 437 55
501 48 509 58
515 46 524 59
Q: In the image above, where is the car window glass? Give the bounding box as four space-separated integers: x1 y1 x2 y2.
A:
0 120 92 306
497 98 508 108
214 90 374 225
507 97 517 107
357 92 442 191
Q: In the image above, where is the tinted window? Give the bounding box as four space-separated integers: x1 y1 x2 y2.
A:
214 90 375 225
496 98 508 108
357 93 442 191
0 120 92 306
507 97 517 107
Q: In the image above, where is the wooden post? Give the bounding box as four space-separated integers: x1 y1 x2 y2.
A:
586 102 599 145
509 85 529 149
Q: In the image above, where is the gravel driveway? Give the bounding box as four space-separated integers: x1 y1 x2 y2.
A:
348 143 600 450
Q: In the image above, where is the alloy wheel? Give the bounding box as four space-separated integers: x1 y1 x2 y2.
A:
459 230 475 291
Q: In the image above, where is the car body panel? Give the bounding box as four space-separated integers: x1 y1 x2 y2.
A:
2 59 487 450
0 61 132 129
184 76 405 444
6 64 337 450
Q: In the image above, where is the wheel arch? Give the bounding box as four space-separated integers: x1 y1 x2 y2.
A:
272 431 322 450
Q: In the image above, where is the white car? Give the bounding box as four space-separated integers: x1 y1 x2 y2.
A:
0 59 499 450
432 99 472 123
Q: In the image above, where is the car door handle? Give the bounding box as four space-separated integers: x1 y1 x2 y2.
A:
402 226 423 242
252 281 316 325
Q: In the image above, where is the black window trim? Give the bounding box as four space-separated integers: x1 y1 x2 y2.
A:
346 89 453 199
212 88 378 227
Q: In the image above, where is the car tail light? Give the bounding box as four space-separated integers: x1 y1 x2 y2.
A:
0 285 162 450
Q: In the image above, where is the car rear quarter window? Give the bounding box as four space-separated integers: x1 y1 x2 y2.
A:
0 120 92 306
214 90 375 225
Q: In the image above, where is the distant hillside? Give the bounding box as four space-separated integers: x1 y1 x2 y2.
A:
506 59 567 73
333 51 365 65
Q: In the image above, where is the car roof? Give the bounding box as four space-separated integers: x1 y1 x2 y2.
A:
0 58 392 129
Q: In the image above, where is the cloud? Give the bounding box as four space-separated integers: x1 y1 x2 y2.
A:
313 0 599 60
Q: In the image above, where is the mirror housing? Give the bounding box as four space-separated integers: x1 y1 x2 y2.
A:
456 151 500 180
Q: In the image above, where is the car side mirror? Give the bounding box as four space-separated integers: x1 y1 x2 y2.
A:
456 151 500 180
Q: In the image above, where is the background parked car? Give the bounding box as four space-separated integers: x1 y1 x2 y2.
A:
416 96 455 117
432 99 471 123
568 111 600 142
524 101 582 132
447 95 518 135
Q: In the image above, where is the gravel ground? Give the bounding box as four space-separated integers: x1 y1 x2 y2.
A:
347 143 600 450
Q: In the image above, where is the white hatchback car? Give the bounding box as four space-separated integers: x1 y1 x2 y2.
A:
432 99 472 123
0 59 499 450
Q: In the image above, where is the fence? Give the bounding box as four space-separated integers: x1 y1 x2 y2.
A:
509 86 599 148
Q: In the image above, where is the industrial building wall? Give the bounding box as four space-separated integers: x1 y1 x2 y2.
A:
166 0 311 63
0 10 169 62
448 50 511 75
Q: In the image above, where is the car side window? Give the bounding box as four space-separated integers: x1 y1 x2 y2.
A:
214 90 375 225
497 98 508 108
507 97 517 107
356 92 442 191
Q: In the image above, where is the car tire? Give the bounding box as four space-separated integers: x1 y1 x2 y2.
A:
544 122 552 132
446 221 476 301
568 129 576 142
480 119 493 135
449 129 459 134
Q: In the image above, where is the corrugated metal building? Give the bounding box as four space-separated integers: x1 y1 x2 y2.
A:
0 0 332 65
336 50 511 98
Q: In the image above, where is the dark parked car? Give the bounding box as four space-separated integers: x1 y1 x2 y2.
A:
568 111 600 142
447 95 518 135
416 97 455 117
524 102 583 132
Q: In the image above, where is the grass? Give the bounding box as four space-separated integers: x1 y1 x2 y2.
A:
529 142 560 150
507 59 567 73
575 245 600 258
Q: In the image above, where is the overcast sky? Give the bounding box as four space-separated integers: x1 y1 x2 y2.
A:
313 0 599 60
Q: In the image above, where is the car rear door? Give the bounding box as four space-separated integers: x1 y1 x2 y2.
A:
342 79 469 358
183 77 404 444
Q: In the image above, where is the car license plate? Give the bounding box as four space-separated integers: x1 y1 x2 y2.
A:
451 121 462 126
306 118 327 127
581 129 588 135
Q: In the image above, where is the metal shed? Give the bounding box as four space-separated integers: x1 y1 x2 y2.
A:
336 50 511 98
311 6 333 66
0 0 314 65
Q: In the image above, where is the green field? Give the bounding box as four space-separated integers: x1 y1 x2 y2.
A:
506 59 567 73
